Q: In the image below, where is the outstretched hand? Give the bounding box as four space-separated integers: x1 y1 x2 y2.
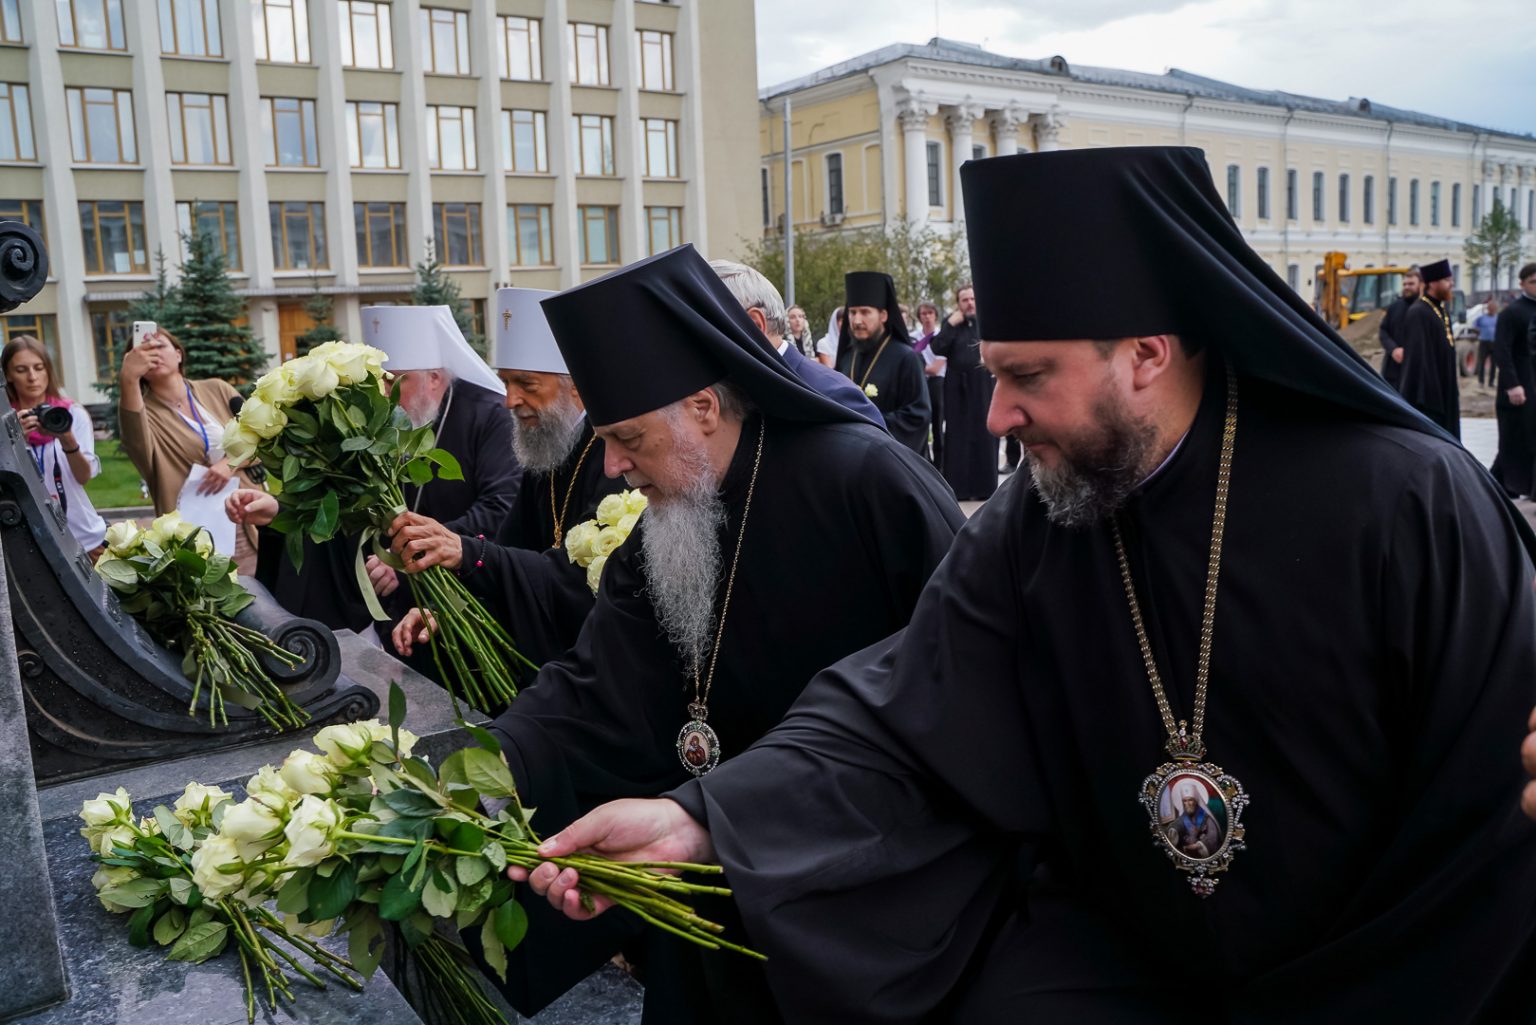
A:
1522 705 1536 820
388 511 463 572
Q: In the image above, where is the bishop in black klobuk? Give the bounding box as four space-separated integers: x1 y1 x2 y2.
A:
1396 257 1462 438
471 244 964 1023
522 149 1536 1023
834 270 931 453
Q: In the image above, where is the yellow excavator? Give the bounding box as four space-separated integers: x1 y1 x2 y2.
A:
1317 252 1414 331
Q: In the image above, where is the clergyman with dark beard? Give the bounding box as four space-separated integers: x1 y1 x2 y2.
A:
466 244 964 1024
387 287 625 668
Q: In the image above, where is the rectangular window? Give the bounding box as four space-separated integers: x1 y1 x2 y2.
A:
269 201 327 269
501 109 548 173
1 0 22 43
571 113 614 175
0 199 45 249
1452 182 1462 227
345 100 400 169
972 144 987 160
640 117 677 178
175 200 240 269
1256 167 1270 220
826 152 844 216
760 167 770 227
926 140 942 208
261 97 319 167
1286 169 1297 220
1363 175 1375 225
166 92 231 165
1389 176 1398 226
253 0 310 62
427 105 477 171
1409 178 1419 226
1430 180 1441 227
1472 184 1481 227
0 83 34 162
159 0 222 56
567 22 610 86
1287 264 1300 291
1528 192 1534 232
338 0 392 69
420 7 469 75
89 307 129 383
507 203 553 266
1338 173 1350 224
79 200 146 274
1311 170 1324 222
646 206 681 255
66 87 137 164
431 202 482 265
354 201 406 267
636 29 674 91
578 205 618 264
57 0 126 49
497 15 542 80
2 315 61 380
1225 164 1241 218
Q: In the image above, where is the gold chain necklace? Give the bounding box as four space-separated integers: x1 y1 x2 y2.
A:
850 335 893 390
1418 295 1454 346
676 421 765 777
1119 364 1250 898
548 434 597 548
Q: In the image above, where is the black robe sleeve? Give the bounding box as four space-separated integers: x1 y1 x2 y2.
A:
458 540 596 668
1493 306 1524 396
1396 302 1459 435
880 346 932 453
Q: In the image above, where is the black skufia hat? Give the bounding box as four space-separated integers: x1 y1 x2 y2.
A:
539 245 877 429
1419 259 1453 283
838 271 912 356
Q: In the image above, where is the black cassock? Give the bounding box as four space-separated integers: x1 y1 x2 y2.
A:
1396 296 1461 438
1378 295 1412 389
835 333 930 454
931 315 997 500
455 417 624 667
1492 295 1536 497
673 370 1536 1023
480 414 963 1023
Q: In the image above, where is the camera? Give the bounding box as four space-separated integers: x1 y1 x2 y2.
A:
25 404 74 437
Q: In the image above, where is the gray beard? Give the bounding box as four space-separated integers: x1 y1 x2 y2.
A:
637 434 724 679
403 393 442 430
511 394 586 472
1025 393 1159 528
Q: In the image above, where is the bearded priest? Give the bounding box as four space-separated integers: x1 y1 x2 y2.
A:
386 288 624 668
471 244 965 1023
834 271 931 453
515 149 1536 1024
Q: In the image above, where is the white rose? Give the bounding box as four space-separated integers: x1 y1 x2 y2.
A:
622 490 649 517
616 512 640 535
103 521 139 554
595 493 628 527
282 795 341 868
864 383 879 398
564 520 600 565
385 726 420 762
145 512 183 548
287 354 340 402
279 749 337 795
190 529 214 557
96 823 137 858
191 835 246 900
586 553 608 593
313 720 382 768
239 396 288 440
220 798 285 860
322 345 371 386
254 365 301 407
173 782 232 826
221 420 260 468
79 787 132 828
590 525 624 559
246 764 299 807
91 866 141 913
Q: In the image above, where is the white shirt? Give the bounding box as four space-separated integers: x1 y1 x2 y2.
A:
29 404 106 550
175 400 226 463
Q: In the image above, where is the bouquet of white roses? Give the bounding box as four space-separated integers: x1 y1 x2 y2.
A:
564 489 648 593
95 513 307 730
222 342 531 714
83 686 759 1025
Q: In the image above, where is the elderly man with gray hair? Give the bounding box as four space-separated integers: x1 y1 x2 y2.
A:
709 259 885 427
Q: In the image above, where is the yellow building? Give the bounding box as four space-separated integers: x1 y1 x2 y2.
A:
760 38 1536 301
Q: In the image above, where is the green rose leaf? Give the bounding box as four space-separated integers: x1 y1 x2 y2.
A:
306 859 358 922
152 907 187 946
168 877 195 906
421 866 459 918
346 907 385 980
167 920 230 963
153 807 194 851
310 490 340 543
461 748 517 799
398 909 434 950
493 897 529 953
276 871 311 915
463 723 504 756
455 873 493 913
381 789 442 818
482 841 507 873
100 877 168 909
340 435 373 452
95 559 138 587
378 869 423 921
455 855 491 887
479 913 508 982
127 903 156 948
449 820 486 852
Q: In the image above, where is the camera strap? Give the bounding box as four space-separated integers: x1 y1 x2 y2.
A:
30 443 68 516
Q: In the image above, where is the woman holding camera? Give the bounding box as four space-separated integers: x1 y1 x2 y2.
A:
118 328 258 573
2 335 108 556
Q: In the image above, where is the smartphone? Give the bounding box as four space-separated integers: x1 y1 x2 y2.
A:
131 321 157 348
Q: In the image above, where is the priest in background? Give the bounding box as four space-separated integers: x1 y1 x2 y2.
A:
931 282 997 500
834 271 931 453
1395 259 1461 438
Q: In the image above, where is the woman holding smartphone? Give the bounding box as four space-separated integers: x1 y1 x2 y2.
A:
2 335 108 557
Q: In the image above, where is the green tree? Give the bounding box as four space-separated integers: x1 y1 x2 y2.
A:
412 240 484 356
294 278 345 356
176 225 267 392
103 248 184 436
1464 202 1525 294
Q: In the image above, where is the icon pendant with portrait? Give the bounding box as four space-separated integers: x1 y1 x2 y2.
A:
677 717 721 776
1138 760 1249 897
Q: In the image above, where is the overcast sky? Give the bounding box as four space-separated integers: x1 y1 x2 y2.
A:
755 0 1536 137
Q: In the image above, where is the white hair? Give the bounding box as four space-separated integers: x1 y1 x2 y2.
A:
709 259 788 341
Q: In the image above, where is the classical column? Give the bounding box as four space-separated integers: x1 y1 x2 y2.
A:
946 102 984 227
990 105 1025 157
897 98 934 224
1032 107 1066 153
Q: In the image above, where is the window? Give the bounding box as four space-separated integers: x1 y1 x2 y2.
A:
497 16 542 80
571 114 614 175
1338 173 1349 224
427 105 477 171
160 0 222 56
926 140 942 208
2 315 61 379
261 97 319 167
58 0 126 49
646 206 681 255
0 83 33 162
269 201 327 269
1 0 21 43
972 144 987 161
66 87 136 164
826 152 843 217
432 202 482 266
420 7 469 75
1452 182 1462 228
1430 180 1441 227
567 23 610 86
345 101 400 169
507 203 553 266
1388 176 1398 226
1287 264 1300 292
1311 171 1324 222
760 167 770 227
176 200 240 269
90 307 129 383
636 29 673 91
640 117 677 178
1286 169 1297 220
1529 192 1534 233
338 0 392 69
354 201 406 267
79 200 147 275
501 110 547 173
1363 175 1374 225
166 93 231 165
0 199 45 248
1409 178 1419 226
578 205 618 264
1472 184 1481 227
1256 167 1270 220
1225 165 1241 218
254 0 310 62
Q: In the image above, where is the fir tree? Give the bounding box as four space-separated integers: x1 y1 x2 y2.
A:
294 278 345 356
176 224 268 393
412 240 485 356
103 249 183 436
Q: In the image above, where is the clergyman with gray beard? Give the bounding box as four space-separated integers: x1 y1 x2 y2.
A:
387 287 625 669
462 245 964 1024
